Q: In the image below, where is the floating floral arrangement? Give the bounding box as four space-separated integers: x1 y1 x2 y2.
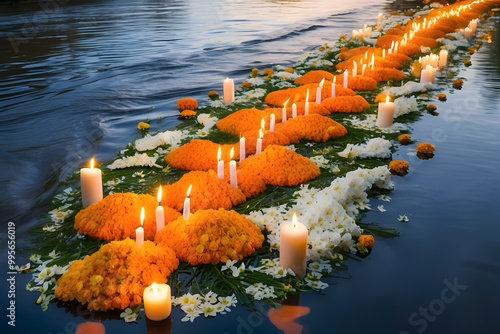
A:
21 0 498 325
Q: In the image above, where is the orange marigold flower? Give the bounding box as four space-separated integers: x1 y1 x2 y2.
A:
266 102 330 122
162 170 246 213
251 67 259 73
274 114 348 143
358 235 375 249
321 95 370 113
343 76 378 91
265 82 355 106
386 53 412 65
74 193 180 241
426 104 437 112
397 44 422 56
176 97 198 111
54 238 178 311
284 67 294 73
416 142 436 154
226 167 266 198
207 90 218 97
452 79 464 88
165 139 239 170
463 59 471 67
216 107 272 135
263 68 274 76
242 129 290 155
375 34 401 48
155 208 264 265
385 28 405 36
137 122 150 130
338 46 376 61
241 81 252 89
409 36 438 49
179 110 196 119
238 145 320 186
294 70 333 85
397 134 411 145
374 93 388 103
389 159 410 174
436 93 447 101
363 68 406 82
415 28 447 39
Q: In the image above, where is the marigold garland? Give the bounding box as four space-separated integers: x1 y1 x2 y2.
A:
363 68 406 82
265 102 330 123
176 97 198 111
340 76 378 91
386 53 412 65
238 145 320 186
155 209 264 265
321 96 370 114
375 34 401 48
165 139 239 171
54 238 179 311
74 193 181 241
389 160 410 175
162 170 246 213
216 107 272 135
416 142 436 154
409 36 439 49
294 70 333 84
274 114 348 143
241 129 291 155
397 44 422 56
338 46 377 61
385 28 405 36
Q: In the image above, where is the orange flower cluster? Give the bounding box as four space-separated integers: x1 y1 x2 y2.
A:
242 129 290 155
358 235 375 249
363 68 406 82
375 34 401 48
176 97 198 111
338 46 378 60
321 96 370 113
426 104 437 112
155 208 264 265
436 93 447 101
416 142 436 154
374 93 388 103
452 79 464 88
216 107 272 135
397 44 422 56
335 57 401 72
54 238 179 311
385 28 405 36
162 170 246 213
238 145 320 186
266 103 330 123
294 70 333 84
275 114 348 143
165 139 239 170
414 28 447 40
398 134 411 145
389 160 410 174
386 53 412 65
265 82 355 106
180 110 196 119
409 36 438 49
226 167 267 198
341 76 378 91
74 193 180 241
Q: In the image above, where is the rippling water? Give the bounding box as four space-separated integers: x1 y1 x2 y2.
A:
1 0 499 333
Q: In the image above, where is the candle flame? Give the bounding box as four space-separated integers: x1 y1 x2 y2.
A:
217 147 222 161
386 96 390 103
319 78 325 89
261 118 265 131
225 77 229 81
157 186 162 204
292 213 298 227
140 206 145 227
152 282 158 295
259 128 263 139
90 158 95 169
305 88 309 102
187 184 192 197
283 98 290 108
230 147 234 160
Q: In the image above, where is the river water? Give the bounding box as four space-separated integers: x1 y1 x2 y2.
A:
1 0 499 333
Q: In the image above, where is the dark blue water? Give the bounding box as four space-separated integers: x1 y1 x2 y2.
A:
1 0 499 333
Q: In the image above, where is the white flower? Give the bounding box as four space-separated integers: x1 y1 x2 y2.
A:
245 283 277 300
108 153 162 170
134 130 184 151
377 205 386 212
398 214 409 222
378 195 391 202
394 97 418 117
338 138 391 159
120 308 138 323
105 178 123 188
310 155 330 168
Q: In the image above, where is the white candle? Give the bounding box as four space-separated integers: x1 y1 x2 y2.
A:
438 49 448 69
420 64 436 84
229 148 237 189
315 86 321 104
223 77 234 104
343 70 348 88
362 64 367 76
155 186 165 233
261 117 265 132
352 60 357 77
136 207 145 246
378 12 384 22
304 89 310 116
183 185 192 221
282 98 289 122
144 283 171 321
330 82 335 98
279 213 308 278
80 158 103 208
270 114 275 131
376 96 395 128
256 129 263 154
240 137 246 161
217 147 224 179
292 103 297 118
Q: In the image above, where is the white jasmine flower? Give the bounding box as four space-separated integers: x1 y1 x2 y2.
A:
338 138 391 159
398 214 409 222
108 153 162 170
377 205 386 212
120 308 138 323
378 194 391 202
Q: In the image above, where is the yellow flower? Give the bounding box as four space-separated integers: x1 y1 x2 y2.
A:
426 104 437 112
358 235 375 249
284 67 294 73
207 90 218 97
436 93 447 101
180 110 196 119
241 81 252 89
389 160 409 175
137 122 150 130
416 142 435 154
452 79 464 89
397 134 411 145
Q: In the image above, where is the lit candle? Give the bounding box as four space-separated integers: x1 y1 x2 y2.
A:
240 137 246 161
155 186 165 233
362 63 367 76
378 12 384 22
144 282 171 321
438 49 448 69
420 64 436 84
376 96 395 128
80 158 103 208
183 185 192 221
352 60 357 77
343 70 348 88
217 147 224 179
256 129 263 154
229 148 237 189
279 213 308 278
136 207 145 246
270 114 275 131
304 89 310 115
261 117 265 132
223 77 234 104
330 82 335 98
292 103 297 118
282 98 289 122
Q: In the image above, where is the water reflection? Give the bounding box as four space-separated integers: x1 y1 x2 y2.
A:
146 316 173 334
268 295 311 334
75 321 106 334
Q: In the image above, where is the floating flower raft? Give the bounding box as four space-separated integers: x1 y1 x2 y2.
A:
24 0 499 325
